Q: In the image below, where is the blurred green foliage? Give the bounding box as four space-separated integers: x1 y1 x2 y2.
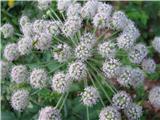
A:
1 1 160 120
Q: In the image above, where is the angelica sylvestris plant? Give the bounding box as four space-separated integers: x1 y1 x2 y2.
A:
1 0 160 120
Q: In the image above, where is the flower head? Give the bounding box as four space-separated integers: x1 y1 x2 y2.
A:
117 32 136 51
128 43 148 64
11 89 29 112
52 72 71 93
30 68 48 89
57 0 72 12
80 32 96 48
75 42 92 61
149 86 160 109
11 65 29 84
99 106 121 120
0 60 9 79
38 106 61 120
112 91 132 110
21 22 34 37
111 11 128 30
1 23 14 38
34 33 52 51
81 0 98 19
152 37 160 53
93 12 110 29
18 37 33 55
68 61 87 81
123 19 140 40
131 68 144 88
67 3 81 18
124 103 142 120
47 21 62 36
98 41 116 58
33 19 48 33
142 58 156 73
3 43 20 61
19 15 30 27
37 0 52 10
97 3 113 15
81 86 99 106
62 16 82 37
102 58 121 79
116 66 133 87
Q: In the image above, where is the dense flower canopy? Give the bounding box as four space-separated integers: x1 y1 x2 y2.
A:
1 0 160 120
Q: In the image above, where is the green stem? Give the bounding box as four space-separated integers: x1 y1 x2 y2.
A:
30 89 41 96
60 11 65 20
59 92 69 111
89 62 117 93
50 8 62 22
48 63 65 74
14 33 23 37
87 62 112 103
86 106 89 120
53 36 65 43
55 94 64 109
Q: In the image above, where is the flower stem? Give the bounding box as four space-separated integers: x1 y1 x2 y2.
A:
55 94 64 109
86 106 90 120
87 62 112 103
59 92 69 111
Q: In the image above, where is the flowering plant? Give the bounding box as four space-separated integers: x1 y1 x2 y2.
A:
1 1 160 120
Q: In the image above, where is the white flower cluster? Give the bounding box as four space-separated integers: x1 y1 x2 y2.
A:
149 86 160 109
18 37 33 55
75 32 96 61
102 58 121 79
75 42 92 61
117 32 136 51
67 3 81 18
0 23 14 38
52 72 71 93
57 0 72 12
112 91 132 110
93 3 112 29
19 15 30 27
80 32 96 47
68 61 87 81
11 89 29 112
0 60 9 79
116 66 133 87
33 33 52 51
81 86 99 106
30 68 48 89
11 65 29 84
81 0 98 19
128 43 148 64
38 106 61 120
99 106 121 120
3 43 20 61
62 16 82 37
115 66 145 88
37 0 52 10
100 91 142 120
131 68 144 88
124 103 142 120
152 37 160 53
111 11 128 30
98 41 116 58
142 58 156 73
2 1 159 119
